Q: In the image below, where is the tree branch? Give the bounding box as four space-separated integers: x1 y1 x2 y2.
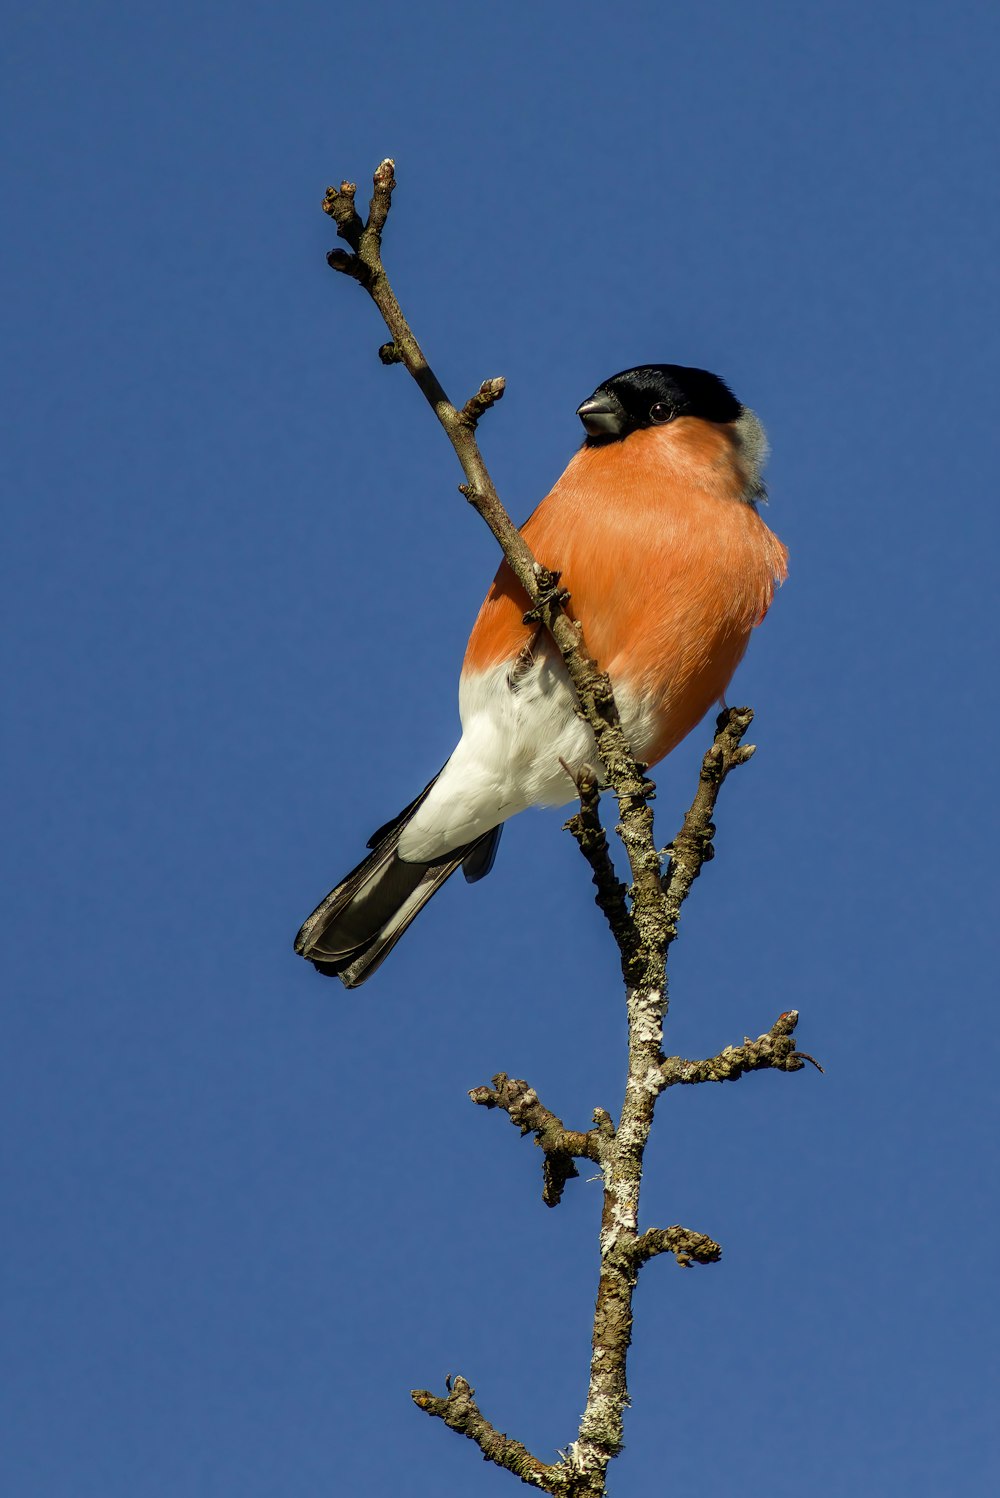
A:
633 1226 723 1269
412 1377 564 1493
661 705 757 945
562 764 640 982
469 1073 608 1208
322 162 815 1498
659 1010 824 1089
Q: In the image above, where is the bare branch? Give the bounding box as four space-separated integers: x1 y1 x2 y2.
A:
542 708 759 1486
470 1073 605 1208
659 1010 823 1089
366 156 395 240
320 164 815 1498
562 765 639 982
323 178 363 251
633 1226 723 1269
662 705 756 944
412 1377 564 1493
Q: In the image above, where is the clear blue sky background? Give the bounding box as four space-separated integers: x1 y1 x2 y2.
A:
4 2 998 1494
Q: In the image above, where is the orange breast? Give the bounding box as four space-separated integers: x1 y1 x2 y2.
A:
463 419 788 767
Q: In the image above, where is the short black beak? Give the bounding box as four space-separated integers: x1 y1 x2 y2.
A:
576 391 627 438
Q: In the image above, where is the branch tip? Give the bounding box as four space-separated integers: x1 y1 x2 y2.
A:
322 182 364 251
367 159 397 238
635 1225 723 1268
460 376 507 428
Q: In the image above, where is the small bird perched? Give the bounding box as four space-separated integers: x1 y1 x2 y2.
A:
295 364 788 986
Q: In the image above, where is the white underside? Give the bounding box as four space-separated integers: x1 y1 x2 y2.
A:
398 647 659 862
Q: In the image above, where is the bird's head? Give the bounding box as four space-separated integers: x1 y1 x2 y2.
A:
576 364 743 442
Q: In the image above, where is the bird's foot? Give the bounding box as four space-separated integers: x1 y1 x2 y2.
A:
522 565 571 624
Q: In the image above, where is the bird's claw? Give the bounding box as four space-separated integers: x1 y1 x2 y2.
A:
522 569 570 624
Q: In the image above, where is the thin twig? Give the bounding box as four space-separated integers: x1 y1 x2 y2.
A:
562 764 640 984
662 705 757 944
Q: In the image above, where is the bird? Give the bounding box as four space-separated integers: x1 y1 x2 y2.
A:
294 364 788 986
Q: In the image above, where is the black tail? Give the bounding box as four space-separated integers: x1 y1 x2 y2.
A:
293 776 502 987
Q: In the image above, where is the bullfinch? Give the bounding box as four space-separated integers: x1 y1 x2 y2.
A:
295 364 787 985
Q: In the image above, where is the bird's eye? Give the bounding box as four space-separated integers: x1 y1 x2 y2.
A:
649 403 673 423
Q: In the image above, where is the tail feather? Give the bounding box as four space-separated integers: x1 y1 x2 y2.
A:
294 774 501 987
315 853 469 987
461 823 502 884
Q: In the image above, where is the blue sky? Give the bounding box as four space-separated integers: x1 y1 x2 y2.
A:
3 2 998 1494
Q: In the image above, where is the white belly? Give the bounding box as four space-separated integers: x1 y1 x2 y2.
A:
398 650 659 862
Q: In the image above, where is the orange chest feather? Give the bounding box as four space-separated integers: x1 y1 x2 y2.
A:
463 422 788 702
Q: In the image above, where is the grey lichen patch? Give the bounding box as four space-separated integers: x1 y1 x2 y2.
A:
641 1064 663 1094
565 1436 613 1477
627 988 664 1047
